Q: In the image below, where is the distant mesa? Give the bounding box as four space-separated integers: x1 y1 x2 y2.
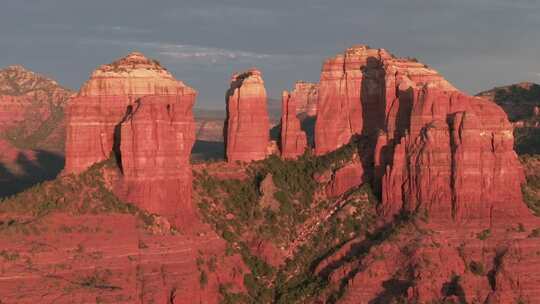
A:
477 81 540 122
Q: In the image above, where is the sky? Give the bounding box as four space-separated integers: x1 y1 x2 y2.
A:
1 0 539 109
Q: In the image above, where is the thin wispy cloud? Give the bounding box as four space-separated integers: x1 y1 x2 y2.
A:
93 25 152 34
157 44 272 63
3 0 539 107
78 38 304 65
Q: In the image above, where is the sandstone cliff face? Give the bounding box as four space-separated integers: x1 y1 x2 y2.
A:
379 76 527 224
225 68 270 162
65 52 197 227
315 45 527 224
290 81 318 117
280 91 307 159
311 45 540 304
65 52 193 174
117 95 196 226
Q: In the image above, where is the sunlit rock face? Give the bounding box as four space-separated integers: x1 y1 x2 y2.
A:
313 46 539 304
315 45 527 224
280 90 307 159
65 52 194 174
290 81 318 117
65 52 197 226
225 68 271 163
117 94 196 226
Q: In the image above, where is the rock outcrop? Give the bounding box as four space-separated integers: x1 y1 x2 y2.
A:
314 45 528 224
280 91 307 159
65 52 197 226
117 94 196 226
378 72 527 224
65 52 193 174
290 81 318 117
225 68 270 162
311 45 540 304
325 158 364 198
477 82 540 122
0 65 72 151
0 66 71 198
314 46 384 155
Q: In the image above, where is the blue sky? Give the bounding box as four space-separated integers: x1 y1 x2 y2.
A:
1 0 539 108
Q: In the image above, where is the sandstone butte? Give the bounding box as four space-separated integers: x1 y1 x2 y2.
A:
280 90 308 159
64 52 197 226
225 68 271 162
314 44 527 222
313 45 540 303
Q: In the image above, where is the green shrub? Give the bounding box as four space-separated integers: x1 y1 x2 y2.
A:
0 158 155 228
529 228 540 238
199 270 208 288
477 229 491 241
469 261 485 276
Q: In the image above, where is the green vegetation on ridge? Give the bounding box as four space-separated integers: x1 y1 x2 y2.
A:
0 156 154 233
194 138 392 303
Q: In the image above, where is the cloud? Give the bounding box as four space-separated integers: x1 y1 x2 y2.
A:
93 25 152 34
157 44 272 63
163 5 281 25
78 38 305 65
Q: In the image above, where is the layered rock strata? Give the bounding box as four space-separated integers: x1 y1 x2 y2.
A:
280 91 307 159
65 52 194 173
312 45 540 304
225 69 270 162
290 81 318 116
117 95 196 226
65 52 197 226
0 65 72 150
314 45 528 224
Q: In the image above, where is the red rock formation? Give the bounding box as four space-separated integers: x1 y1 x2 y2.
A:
0 65 72 151
311 45 540 304
380 82 528 224
65 52 193 173
315 45 528 224
0 212 247 304
290 81 318 116
117 94 196 226
64 52 198 227
225 68 270 162
315 46 396 155
280 91 307 159
325 158 364 197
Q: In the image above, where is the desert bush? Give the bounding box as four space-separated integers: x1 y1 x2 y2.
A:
469 261 485 276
